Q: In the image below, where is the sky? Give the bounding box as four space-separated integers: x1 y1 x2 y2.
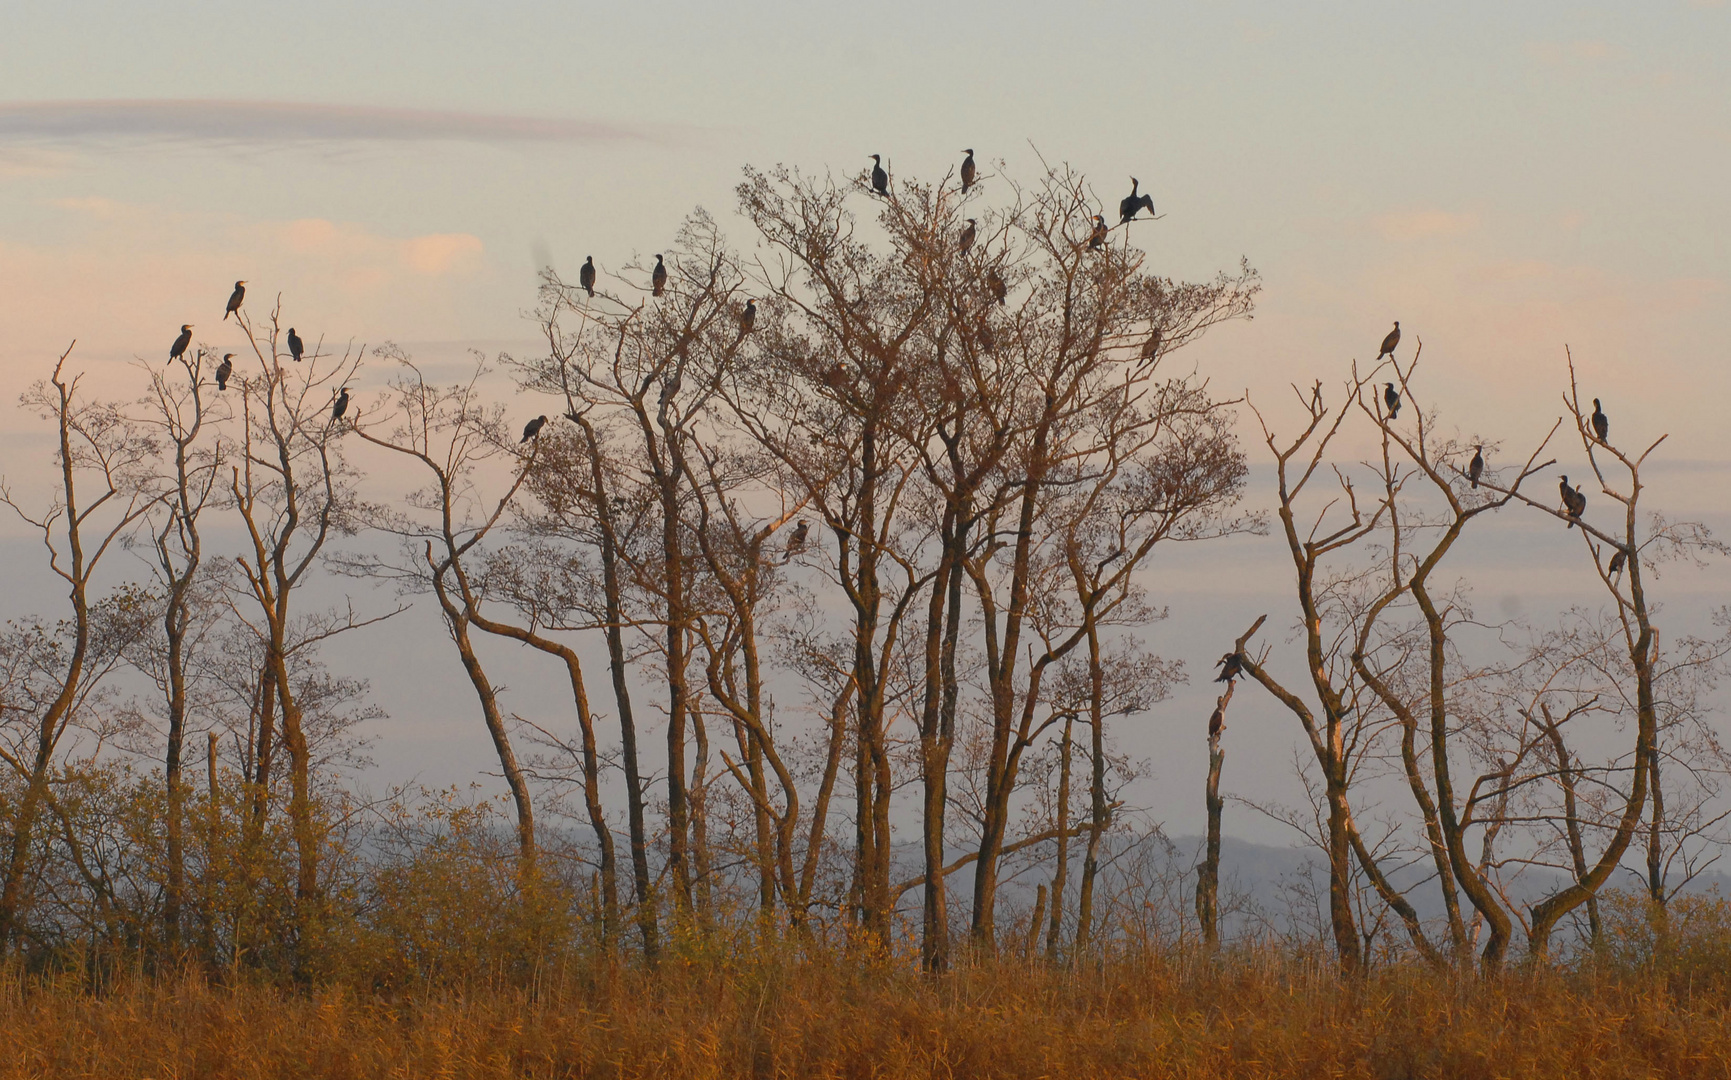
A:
1 1 1729 846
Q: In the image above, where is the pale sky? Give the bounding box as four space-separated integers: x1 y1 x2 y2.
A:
2 1 1728 845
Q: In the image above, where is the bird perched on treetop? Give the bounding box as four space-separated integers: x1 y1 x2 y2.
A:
169 324 193 364
332 386 350 422
579 256 596 298
1141 327 1162 361
520 415 548 443
1119 177 1155 223
1591 399 1609 443
1468 445 1484 488
737 298 757 342
287 327 305 363
960 149 976 193
783 519 810 563
1215 652 1243 683
1208 696 1227 742
1088 215 1109 251
215 354 233 392
1377 322 1400 361
870 154 889 197
1384 382 1402 420
958 218 976 255
986 269 1008 306
651 254 667 297
1559 476 1586 527
224 281 246 321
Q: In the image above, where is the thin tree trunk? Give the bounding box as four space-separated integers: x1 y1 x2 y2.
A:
1046 715 1073 959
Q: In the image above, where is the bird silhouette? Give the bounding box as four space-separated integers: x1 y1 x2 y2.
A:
1140 327 1163 361
287 327 305 363
975 318 996 353
783 519 810 563
1384 382 1401 420
986 269 1008 306
958 218 976 255
1208 697 1227 742
1608 548 1627 576
332 387 350 422
1119 177 1155 223
1468 445 1484 488
579 256 596 297
1591 398 1609 443
870 154 889 197
169 325 193 364
1215 652 1243 683
1088 215 1109 251
651 254 667 297
1559 476 1586 527
1377 322 1400 361
521 415 548 443
224 281 246 321
960 149 976 193
215 354 233 391
737 299 757 342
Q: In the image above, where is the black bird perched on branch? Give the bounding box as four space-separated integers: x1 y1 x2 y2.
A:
1384 382 1401 419
737 298 757 342
224 281 246 321
958 218 976 255
1215 652 1243 683
1141 327 1162 361
870 154 889 197
960 149 976 192
215 354 233 391
1119 177 1155 224
1608 548 1627 576
520 415 547 443
287 327 304 363
1468 445 1484 488
331 386 350 422
579 256 596 297
169 324 193 364
1209 696 1227 742
986 269 1007 306
1591 398 1609 443
651 254 667 297
1377 322 1400 361
1088 215 1108 251
782 519 810 563
1559 475 1586 527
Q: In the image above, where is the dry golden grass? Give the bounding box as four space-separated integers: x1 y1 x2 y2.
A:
4 950 1730 1080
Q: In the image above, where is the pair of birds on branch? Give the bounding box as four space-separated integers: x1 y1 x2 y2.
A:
577 254 669 299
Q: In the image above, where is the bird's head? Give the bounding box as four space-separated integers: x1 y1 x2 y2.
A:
236 280 246 287
1594 398 1602 408
655 253 664 261
1387 382 1395 390
1130 176 1139 186
222 353 234 361
1561 475 1569 484
539 414 548 423
1475 444 1482 452
1393 320 1400 329
181 324 193 331
870 154 881 163
967 218 976 225
964 148 973 155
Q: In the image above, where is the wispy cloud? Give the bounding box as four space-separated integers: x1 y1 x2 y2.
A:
0 99 646 145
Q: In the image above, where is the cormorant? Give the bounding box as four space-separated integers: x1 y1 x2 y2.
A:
958 218 976 255
986 269 1008 306
520 415 548 443
1140 327 1162 361
332 386 350 422
579 256 596 297
651 254 667 297
1118 177 1154 223
1559 475 1585 527
975 318 996 353
737 298 757 342
224 281 246 321
1215 652 1243 683
169 324 193 364
960 149 976 193
287 327 304 363
1608 548 1627 575
1208 697 1226 741
1377 322 1400 361
1384 382 1401 419
783 519 810 563
1591 398 1609 443
215 354 233 392
1088 215 1108 250
1468 445 1484 488
870 154 889 197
